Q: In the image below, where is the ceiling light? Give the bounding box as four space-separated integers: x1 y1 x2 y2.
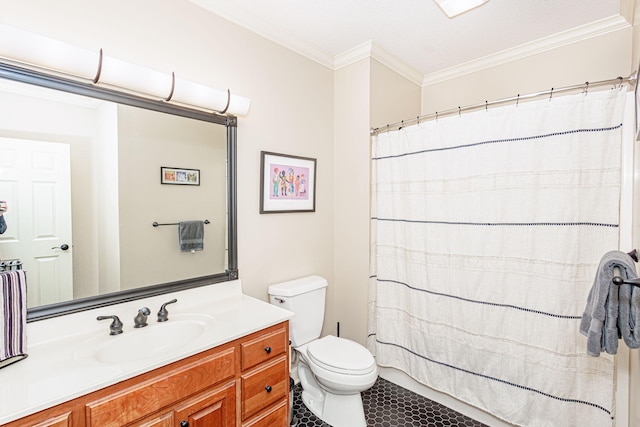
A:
433 0 488 18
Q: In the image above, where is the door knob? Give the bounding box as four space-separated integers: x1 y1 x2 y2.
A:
51 244 70 251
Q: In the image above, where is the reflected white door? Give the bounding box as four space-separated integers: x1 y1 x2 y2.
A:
0 138 73 307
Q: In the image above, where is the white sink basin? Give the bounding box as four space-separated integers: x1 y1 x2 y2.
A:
74 314 215 364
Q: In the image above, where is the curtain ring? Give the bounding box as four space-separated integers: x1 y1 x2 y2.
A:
458 106 461 117
549 87 554 101
399 120 404 130
583 81 589 96
485 100 488 112
435 111 438 121
516 94 520 107
417 116 420 125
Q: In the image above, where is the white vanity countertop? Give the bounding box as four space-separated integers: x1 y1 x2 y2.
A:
0 280 293 425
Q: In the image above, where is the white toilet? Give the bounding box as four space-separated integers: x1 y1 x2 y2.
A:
268 275 378 427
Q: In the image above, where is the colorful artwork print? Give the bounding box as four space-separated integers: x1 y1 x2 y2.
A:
161 167 200 185
260 151 316 213
269 164 310 200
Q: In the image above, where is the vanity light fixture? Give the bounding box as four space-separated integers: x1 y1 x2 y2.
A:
0 24 250 116
433 0 488 17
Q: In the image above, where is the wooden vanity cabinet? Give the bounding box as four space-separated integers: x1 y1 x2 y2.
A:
1 322 289 427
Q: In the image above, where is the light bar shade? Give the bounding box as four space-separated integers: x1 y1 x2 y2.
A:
433 0 488 17
0 24 250 116
171 78 232 112
99 55 173 99
0 25 99 79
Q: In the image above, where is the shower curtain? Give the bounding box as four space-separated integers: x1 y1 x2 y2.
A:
368 89 628 427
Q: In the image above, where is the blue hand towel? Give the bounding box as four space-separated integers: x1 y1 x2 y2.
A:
580 250 638 356
0 270 28 369
178 220 204 252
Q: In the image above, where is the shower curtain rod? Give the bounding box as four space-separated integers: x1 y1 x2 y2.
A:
370 72 637 136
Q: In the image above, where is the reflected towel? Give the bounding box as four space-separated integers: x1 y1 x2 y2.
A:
580 250 638 356
179 220 204 252
0 270 28 369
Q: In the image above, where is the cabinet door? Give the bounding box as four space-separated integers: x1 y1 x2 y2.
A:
173 381 236 427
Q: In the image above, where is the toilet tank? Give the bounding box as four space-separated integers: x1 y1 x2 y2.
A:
268 275 327 347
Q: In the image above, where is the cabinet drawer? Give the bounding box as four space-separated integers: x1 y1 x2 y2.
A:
241 356 288 420
241 327 287 371
242 400 288 427
31 412 74 427
86 348 236 427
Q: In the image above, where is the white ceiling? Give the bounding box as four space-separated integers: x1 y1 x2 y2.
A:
190 0 626 85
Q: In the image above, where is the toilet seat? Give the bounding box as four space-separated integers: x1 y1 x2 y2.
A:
307 335 376 375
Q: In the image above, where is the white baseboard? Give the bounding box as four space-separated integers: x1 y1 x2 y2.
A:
378 367 514 427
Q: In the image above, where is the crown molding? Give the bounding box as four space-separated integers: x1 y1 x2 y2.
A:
422 15 630 87
189 0 336 69
334 41 424 86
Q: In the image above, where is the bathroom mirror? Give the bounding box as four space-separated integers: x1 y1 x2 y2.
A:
0 62 238 321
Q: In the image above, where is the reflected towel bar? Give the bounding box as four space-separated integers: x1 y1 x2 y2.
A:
152 220 210 227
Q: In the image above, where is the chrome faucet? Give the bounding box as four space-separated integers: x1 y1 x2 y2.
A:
97 315 123 335
157 298 178 322
134 307 151 328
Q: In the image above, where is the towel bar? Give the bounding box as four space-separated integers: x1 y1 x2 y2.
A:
612 276 640 288
153 220 210 227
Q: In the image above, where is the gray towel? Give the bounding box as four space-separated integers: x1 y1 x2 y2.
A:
580 250 638 356
178 220 204 252
619 270 640 349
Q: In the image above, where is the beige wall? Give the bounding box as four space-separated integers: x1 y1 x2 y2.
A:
422 27 633 115
117 106 227 290
0 0 335 304
332 58 420 345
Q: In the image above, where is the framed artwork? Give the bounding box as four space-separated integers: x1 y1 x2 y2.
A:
161 167 200 185
260 151 316 213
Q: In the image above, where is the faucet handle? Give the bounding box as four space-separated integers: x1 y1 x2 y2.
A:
97 315 123 335
157 298 178 322
134 307 151 328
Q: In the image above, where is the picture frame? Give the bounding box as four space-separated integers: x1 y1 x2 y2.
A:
260 151 316 213
161 166 200 185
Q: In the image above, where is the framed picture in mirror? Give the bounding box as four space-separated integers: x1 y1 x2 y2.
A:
161 166 200 185
260 151 316 213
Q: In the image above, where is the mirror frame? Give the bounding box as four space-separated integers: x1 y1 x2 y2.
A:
0 61 238 322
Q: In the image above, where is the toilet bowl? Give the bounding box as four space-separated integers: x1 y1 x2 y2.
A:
296 336 378 427
268 276 378 427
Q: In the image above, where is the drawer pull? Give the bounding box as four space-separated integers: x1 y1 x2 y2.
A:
264 346 272 354
180 421 189 427
265 385 273 393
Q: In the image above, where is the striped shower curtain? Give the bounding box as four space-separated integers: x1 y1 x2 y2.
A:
368 89 628 426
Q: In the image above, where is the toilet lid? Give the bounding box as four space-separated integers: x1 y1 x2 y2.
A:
307 335 375 375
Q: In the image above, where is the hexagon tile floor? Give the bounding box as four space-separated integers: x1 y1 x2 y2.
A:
291 377 488 427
